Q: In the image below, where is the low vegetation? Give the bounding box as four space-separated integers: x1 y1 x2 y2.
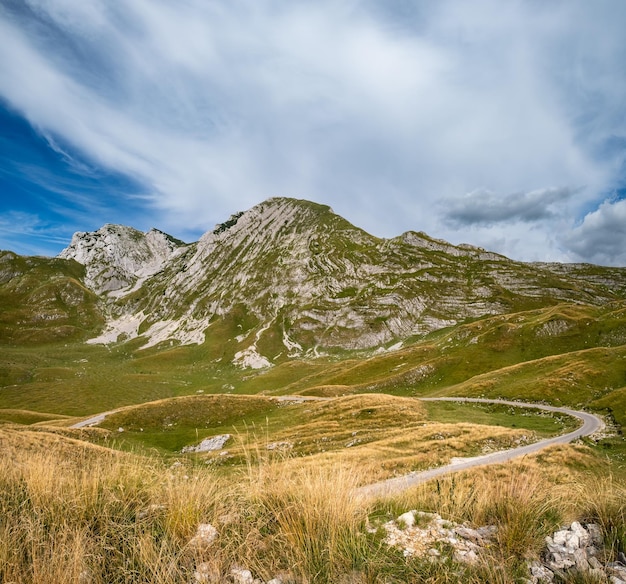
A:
1 427 624 584
48 393 574 484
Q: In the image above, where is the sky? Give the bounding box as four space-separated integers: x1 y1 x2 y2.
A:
1 0 626 265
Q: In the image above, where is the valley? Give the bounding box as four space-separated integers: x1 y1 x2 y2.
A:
1 197 626 583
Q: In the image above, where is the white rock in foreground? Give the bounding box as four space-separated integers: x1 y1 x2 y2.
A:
182 434 231 453
188 523 218 549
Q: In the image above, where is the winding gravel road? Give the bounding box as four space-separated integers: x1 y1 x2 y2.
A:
70 395 604 499
359 397 605 497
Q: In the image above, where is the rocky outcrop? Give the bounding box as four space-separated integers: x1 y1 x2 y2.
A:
185 516 626 584
380 510 496 564
529 521 626 583
58 224 187 294
382 512 626 584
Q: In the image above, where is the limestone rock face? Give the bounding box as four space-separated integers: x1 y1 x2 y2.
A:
59 224 187 294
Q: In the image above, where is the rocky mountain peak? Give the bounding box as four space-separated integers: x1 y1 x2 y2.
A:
200 198 337 244
58 224 187 294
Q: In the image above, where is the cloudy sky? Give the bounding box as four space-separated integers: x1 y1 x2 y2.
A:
1 0 625 265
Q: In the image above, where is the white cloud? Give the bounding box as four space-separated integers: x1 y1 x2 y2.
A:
0 0 625 264
563 198 626 266
0 211 69 256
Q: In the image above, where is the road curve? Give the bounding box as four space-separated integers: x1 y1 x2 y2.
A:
71 410 119 428
358 397 605 498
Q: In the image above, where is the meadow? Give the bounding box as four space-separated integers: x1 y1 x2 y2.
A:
2 300 626 582
1 422 624 584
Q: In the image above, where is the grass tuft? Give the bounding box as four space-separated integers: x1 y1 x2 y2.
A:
577 474 626 558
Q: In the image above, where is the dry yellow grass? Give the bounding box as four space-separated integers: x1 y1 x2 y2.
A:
193 393 540 484
259 421 537 484
1 422 624 584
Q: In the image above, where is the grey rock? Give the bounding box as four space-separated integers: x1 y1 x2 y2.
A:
587 523 604 546
529 561 554 583
182 434 231 453
397 511 416 528
588 556 604 570
455 526 486 543
608 564 626 578
547 553 575 571
230 567 255 584
476 525 498 539
570 521 591 548
188 523 218 549
573 547 590 571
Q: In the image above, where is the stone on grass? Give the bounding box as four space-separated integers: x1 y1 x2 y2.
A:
188 523 218 549
230 567 263 584
397 511 416 528
182 434 231 453
193 562 212 583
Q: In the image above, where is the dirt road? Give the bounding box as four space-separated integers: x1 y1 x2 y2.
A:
359 397 604 497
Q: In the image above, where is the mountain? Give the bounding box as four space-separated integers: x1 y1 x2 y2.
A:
39 197 624 369
4 211 626 584
58 224 187 294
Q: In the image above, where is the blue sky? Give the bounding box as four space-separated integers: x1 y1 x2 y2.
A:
1 0 625 265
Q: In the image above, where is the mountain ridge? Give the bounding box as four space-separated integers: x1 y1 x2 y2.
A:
51 197 626 366
3 197 626 368
58 223 189 294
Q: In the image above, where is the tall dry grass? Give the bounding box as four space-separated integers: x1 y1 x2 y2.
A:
577 474 626 559
0 430 221 583
1 427 626 584
243 462 371 582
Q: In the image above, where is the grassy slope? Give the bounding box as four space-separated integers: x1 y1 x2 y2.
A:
2 302 626 413
31 392 578 486
1 302 625 583
2 405 625 584
3 213 626 582
2 299 625 477
0 252 104 344
107 394 576 452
